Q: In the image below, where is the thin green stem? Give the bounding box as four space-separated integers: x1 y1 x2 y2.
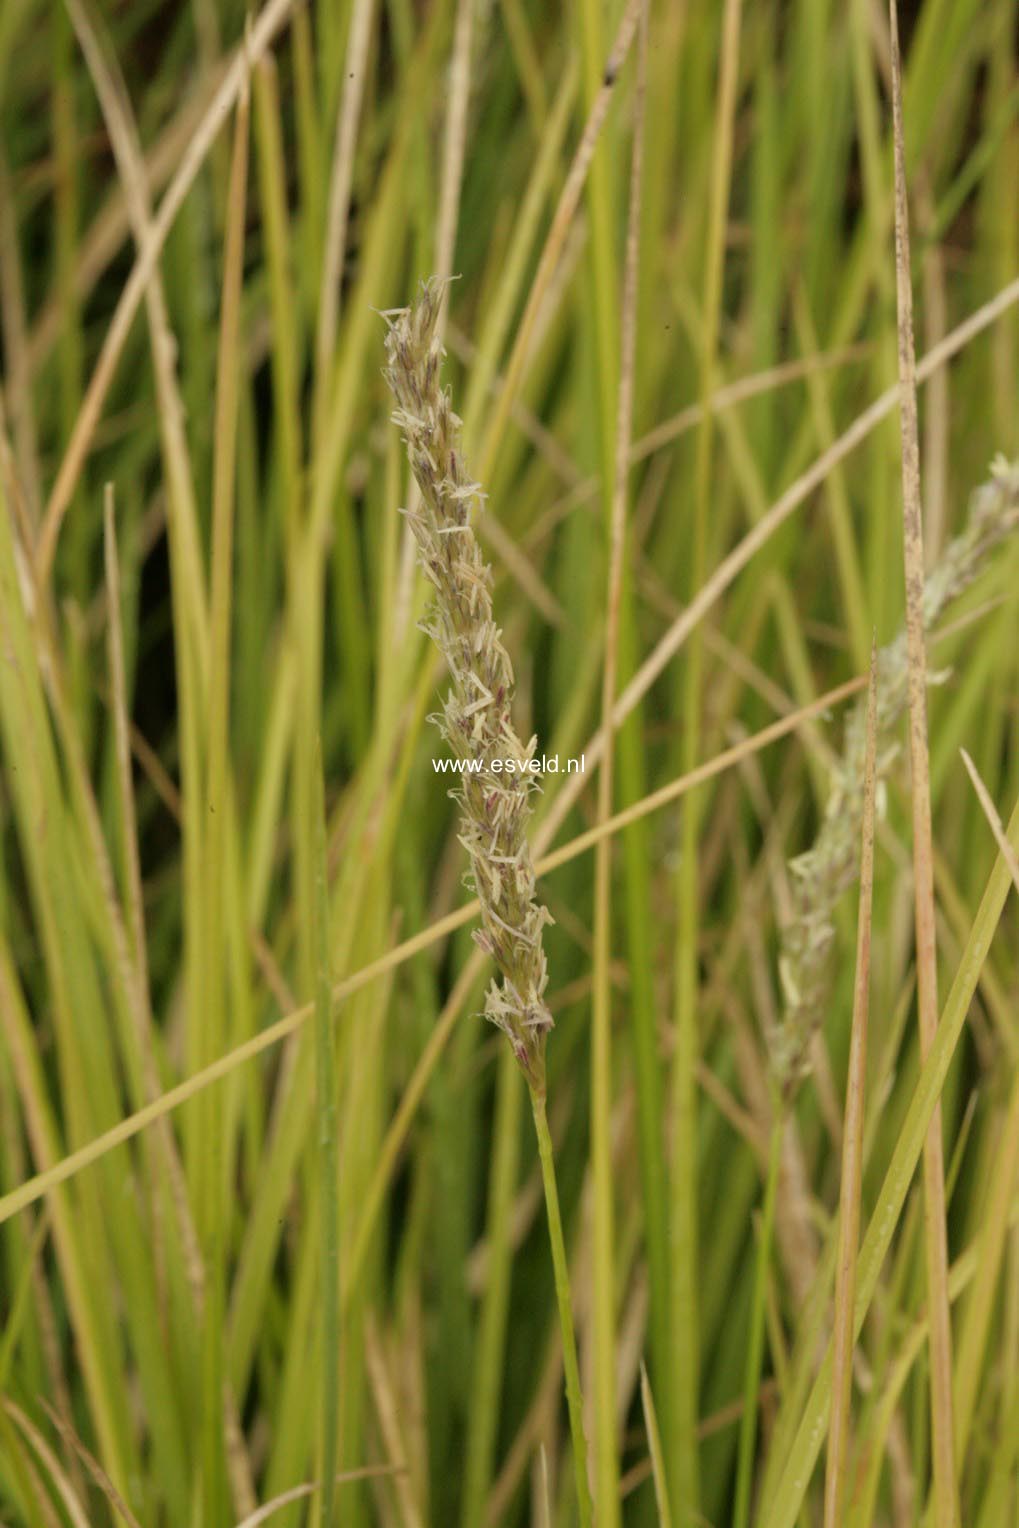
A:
313 743 340 1528
529 1083 593 1528
460 1050 522 1526
733 1108 782 1528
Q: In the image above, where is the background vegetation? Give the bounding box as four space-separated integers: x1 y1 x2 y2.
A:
0 0 1018 1523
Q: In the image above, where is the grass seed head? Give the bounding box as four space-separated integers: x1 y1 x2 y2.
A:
775 456 1019 1091
383 278 554 1090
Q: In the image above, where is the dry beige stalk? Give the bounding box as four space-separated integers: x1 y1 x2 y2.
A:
888 0 957 1511
382 279 553 1091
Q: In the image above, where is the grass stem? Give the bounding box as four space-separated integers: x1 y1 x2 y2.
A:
888 6 959 1521
529 1083 593 1528
733 1106 782 1528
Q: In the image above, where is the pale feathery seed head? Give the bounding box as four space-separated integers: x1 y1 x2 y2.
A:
382 278 554 1091
774 456 1019 1092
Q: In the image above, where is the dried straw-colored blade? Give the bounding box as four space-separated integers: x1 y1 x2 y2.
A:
59 0 208 665
3 1397 90 1528
35 0 298 586
37 1397 142 1528
887 3 958 1521
640 1361 674 1528
536 1446 552 1528
364 1318 422 1528
960 750 1019 895
232 1466 405 1528
823 642 878 1528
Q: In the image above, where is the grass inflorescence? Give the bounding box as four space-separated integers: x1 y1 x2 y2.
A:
777 456 1019 1091
382 279 554 1091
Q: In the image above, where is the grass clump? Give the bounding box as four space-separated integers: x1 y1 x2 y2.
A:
3 2 1019 1526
